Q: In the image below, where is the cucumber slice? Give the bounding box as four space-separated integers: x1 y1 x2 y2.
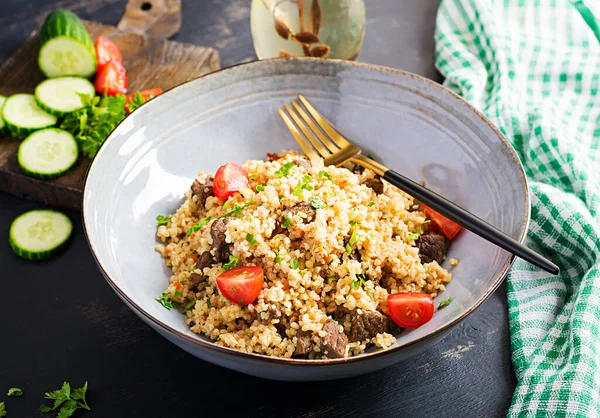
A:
9 210 73 260
38 10 96 78
0 95 6 134
2 94 57 138
18 128 78 179
35 76 95 116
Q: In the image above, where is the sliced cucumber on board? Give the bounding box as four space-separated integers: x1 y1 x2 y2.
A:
9 210 73 260
2 94 57 138
0 95 6 134
38 9 96 78
35 76 95 116
18 128 78 179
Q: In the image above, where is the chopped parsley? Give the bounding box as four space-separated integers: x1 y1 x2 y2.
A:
352 273 367 290
155 292 179 310
281 216 291 229
346 225 359 253
368 201 376 207
349 220 360 226
299 269 308 275
223 199 231 209
335 319 344 326
256 185 265 192
183 297 197 313
351 207 358 212
0 402 5 417
206 298 212 308
407 232 420 241
293 175 313 196
222 255 239 271
39 381 90 417
250 174 256 181
173 291 183 299
186 216 211 236
290 259 299 269
310 197 327 209
327 277 336 284
274 256 282 264
239 299 246 303
156 214 171 226
318 170 332 180
246 233 257 244
438 295 453 309
180 279 188 285
7 388 22 397
274 162 295 177
219 201 252 219
271 234 282 240
415 220 431 235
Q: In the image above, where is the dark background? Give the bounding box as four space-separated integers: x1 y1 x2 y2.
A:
0 1 516 417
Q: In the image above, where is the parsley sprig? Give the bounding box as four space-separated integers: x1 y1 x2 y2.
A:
155 293 179 310
310 197 327 209
186 216 211 236
7 388 22 397
222 255 239 271
125 91 155 114
293 175 313 196
438 295 453 309
219 201 252 219
274 162 295 177
346 225 359 253
318 170 332 180
0 402 6 417
39 381 90 418
183 297 198 313
156 214 171 226
60 94 126 158
352 272 367 290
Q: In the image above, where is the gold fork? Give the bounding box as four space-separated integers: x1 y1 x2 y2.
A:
277 94 559 275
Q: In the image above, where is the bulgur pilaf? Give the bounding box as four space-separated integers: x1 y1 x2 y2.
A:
155 150 454 359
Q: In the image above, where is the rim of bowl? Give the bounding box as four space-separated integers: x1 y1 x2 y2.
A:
82 57 530 366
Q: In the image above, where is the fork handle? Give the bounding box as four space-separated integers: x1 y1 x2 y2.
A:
382 170 560 275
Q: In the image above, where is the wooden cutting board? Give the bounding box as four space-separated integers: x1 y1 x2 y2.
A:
0 0 220 210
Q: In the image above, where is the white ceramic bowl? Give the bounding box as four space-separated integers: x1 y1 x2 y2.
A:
83 58 529 381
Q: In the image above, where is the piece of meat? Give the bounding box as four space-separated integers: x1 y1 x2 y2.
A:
258 306 282 325
210 218 230 262
283 202 316 223
191 176 214 205
349 248 362 263
275 323 288 339
349 310 398 342
416 233 449 264
294 330 313 357
266 152 281 161
190 272 205 287
320 320 348 359
352 163 365 175
293 158 311 170
270 219 286 238
196 251 213 271
364 176 384 194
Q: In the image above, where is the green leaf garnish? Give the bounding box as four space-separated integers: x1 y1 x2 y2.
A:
349 220 360 226
246 233 257 244
206 298 212 308
299 269 308 275
183 297 197 313
274 256 282 264
318 170 332 180
39 381 90 417
222 255 239 271
352 272 367 290
186 216 211 236
281 216 291 229
60 93 126 158
271 234 282 240
438 295 453 309
219 201 253 219
256 185 265 192
407 232 420 241
156 214 171 226
368 201 375 207
0 402 5 417
346 225 358 253
274 162 295 177
173 291 183 299
293 175 313 196
155 293 179 310
7 387 22 397
327 277 336 284
310 197 327 209
125 91 155 114
290 259 299 269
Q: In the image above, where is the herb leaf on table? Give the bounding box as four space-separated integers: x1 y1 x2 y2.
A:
39 381 90 417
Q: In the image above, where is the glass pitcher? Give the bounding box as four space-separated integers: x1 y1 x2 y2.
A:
251 0 366 60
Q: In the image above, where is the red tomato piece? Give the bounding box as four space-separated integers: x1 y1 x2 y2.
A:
216 266 264 305
124 88 163 114
94 36 123 72
423 204 462 240
387 292 434 328
213 162 250 200
94 60 128 96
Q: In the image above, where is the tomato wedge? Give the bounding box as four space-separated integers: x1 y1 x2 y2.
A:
95 60 128 96
125 88 163 114
213 162 250 200
94 36 123 72
216 266 264 305
387 292 434 328
423 204 462 240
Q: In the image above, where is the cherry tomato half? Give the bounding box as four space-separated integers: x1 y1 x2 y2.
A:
387 292 434 328
423 204 462 240
95 60 128 96
94 36 123 72
212 162 250 200
125 88 163 113
216 266 264 305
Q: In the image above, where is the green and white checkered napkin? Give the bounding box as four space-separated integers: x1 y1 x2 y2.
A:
435 0 600 416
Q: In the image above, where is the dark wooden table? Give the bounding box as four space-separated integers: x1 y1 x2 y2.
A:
0 1 516 417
